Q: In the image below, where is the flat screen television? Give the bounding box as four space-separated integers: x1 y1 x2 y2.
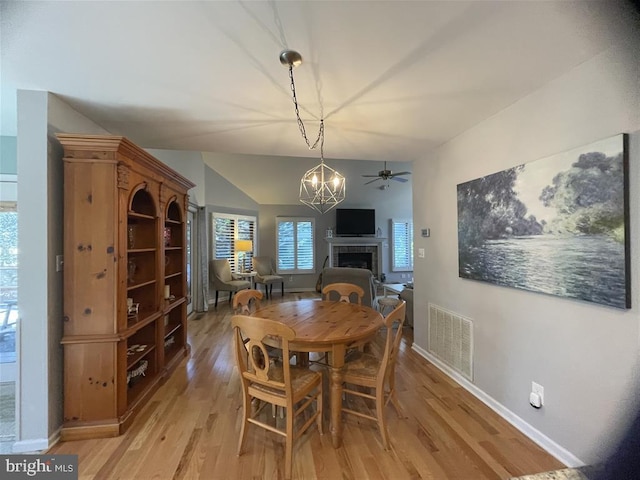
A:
335 208 376 236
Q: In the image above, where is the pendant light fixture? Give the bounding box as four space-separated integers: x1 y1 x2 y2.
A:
280 50 345 214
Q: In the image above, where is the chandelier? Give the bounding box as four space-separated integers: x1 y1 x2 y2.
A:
280 50 346 214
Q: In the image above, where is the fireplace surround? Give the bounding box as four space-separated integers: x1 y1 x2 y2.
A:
325 237 385 279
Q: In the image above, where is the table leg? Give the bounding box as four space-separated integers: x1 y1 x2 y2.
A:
329 344 346 448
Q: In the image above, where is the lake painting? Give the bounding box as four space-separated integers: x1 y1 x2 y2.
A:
457 134 630 309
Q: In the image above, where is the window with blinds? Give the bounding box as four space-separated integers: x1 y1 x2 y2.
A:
212 213 256 272
276 217 315 274
391 218 413 272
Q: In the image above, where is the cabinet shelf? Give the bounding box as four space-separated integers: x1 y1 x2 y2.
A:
125 311 161 334
164 322 182 338
163 296 186 313
128 248 156 254
165 218 181 225
126 344 156 369
165 272 182 280
165 246 182 251
128 211 155 220
127 279 156 291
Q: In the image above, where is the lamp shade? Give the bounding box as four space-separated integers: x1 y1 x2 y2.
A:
234 239 253 252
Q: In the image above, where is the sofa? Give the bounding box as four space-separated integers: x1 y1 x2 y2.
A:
321 267 376 308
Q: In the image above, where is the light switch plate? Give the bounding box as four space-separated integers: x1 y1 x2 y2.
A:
418 248 425 258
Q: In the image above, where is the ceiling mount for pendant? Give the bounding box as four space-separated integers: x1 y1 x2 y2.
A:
280 49 345 214
279 49 303 68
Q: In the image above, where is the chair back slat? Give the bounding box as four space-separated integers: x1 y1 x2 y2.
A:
233 289 263 314
322 282 364 304
232 314 295 392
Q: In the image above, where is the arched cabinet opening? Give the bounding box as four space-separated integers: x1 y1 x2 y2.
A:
163 197 186 367
127 187 159 329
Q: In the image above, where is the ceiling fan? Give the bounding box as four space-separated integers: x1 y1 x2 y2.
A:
362 161 411 185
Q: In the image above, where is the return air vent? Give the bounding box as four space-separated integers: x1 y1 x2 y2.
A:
428 304 473 381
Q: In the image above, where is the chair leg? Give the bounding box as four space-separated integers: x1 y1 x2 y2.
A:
229 291 233 304
215 291 219 308
376 387 390 449
281 281 284 296
285 404 294 479
237 388 250 456
316 384 323 434
387 372 405 418
269 284 273 298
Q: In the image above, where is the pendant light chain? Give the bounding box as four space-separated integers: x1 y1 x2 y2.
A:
288 65 324 153
281 49 345 214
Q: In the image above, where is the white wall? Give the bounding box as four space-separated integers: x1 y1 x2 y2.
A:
14 91 109 452
412 44 640 465
145 149 205 207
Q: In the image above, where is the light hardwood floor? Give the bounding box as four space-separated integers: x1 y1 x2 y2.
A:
48 292 564 479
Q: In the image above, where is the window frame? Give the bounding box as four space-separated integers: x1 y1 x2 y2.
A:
390 218 414 272
276 216 316 275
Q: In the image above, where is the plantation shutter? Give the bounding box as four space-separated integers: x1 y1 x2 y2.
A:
391 219 413 271
276 217 315 274
212 213 256 273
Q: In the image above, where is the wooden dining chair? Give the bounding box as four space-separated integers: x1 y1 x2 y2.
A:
322 282 364 304
232 288 263 314
233 288 298 416
340 300 406 449
232 314 323 479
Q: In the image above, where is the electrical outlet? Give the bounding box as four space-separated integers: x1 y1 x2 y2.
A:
56 254 64 272
289 275 293 282
531 381 544 406
418 248 425 258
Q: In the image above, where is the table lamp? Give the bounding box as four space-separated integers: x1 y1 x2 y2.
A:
234 239 253 273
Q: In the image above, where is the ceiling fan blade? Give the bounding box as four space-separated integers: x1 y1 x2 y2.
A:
361 174 379 177
364 178 382 185
391 176 409 183
390 171 411 176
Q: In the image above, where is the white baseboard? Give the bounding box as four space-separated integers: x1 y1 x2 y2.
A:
12 439 48 453
411 343 585 468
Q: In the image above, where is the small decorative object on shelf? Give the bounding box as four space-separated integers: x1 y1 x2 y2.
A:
376 227 382 238
164 336 175 348
126 344 147 356
128 225 136 249
164 285 170 299
164 315 169 327
127 260 136 284
163 227 171 247
127 359 148 386
127 303 139 317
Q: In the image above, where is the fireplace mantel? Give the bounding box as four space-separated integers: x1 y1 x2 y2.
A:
325 236 386 244
325 237 386 279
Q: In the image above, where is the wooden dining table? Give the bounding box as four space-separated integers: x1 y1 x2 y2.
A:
253 298 384 448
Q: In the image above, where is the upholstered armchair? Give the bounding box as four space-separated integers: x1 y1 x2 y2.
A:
209 259 251 308
252 256 284 299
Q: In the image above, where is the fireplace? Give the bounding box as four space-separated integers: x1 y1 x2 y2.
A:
329 243 381 278
337 252 373 270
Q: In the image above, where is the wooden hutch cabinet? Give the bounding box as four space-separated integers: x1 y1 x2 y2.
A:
58 134 195 440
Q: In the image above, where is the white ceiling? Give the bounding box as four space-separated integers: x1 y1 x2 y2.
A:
1 1 636 167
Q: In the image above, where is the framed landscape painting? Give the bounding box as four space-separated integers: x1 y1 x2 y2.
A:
457 134 630 309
